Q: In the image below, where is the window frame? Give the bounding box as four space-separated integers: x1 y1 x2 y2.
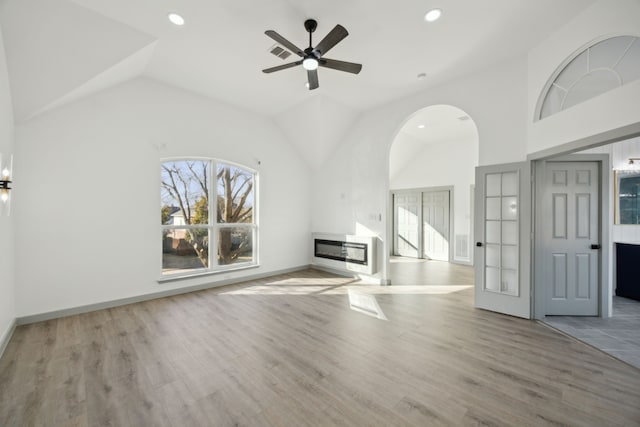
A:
159 157 259 281
535 34 640 121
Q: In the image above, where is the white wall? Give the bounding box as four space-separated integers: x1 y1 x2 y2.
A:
390 134 477 263
312 57 528 282
0 25 15 348
528 0 640 156
14 77 311 317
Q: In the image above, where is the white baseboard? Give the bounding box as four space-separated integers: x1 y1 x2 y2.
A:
16 265 312 326
0 318 16 360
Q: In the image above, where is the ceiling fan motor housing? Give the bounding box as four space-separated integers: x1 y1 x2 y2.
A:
304 19 318 33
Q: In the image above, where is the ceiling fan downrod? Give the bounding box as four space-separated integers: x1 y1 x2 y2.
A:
304 19 318 47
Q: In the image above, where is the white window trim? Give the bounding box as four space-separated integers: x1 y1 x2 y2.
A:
159 157 259 281
534 33 640 122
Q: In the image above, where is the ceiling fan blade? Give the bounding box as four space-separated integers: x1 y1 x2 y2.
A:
319 58 362 74
314 25 348 56
262 61 302 73
265 30 304 57
307 69 319 90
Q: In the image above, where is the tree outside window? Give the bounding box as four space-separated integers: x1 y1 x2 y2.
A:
161 159 256 276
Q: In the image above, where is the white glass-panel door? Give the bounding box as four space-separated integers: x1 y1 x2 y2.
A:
475 162 531 319
484 171 519 296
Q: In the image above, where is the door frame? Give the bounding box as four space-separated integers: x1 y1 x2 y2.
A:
532 154 610 319
390 186 455 262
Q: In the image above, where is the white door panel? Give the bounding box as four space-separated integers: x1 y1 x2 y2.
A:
394 193 420 258
543 162 599 315
423 190 450 261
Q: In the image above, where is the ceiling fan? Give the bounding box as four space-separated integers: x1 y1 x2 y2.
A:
262 19 362 90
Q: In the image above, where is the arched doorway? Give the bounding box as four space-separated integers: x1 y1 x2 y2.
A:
388 105 479 266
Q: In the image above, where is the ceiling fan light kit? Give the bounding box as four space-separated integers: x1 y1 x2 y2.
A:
262 19 362 90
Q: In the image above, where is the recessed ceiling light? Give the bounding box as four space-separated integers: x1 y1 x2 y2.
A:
417 124 425 129
424 9 442 22
168 12 185 26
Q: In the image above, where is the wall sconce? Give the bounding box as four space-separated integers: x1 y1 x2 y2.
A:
615 157 640 171
0 153 12 216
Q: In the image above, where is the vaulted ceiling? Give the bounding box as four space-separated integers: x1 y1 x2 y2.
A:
0 0 596 168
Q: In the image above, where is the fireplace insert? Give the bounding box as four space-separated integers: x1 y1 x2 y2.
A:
314 239 368 265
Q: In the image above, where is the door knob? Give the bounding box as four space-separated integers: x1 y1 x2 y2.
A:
590 244 601 250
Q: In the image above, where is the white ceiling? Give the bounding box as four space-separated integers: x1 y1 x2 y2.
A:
0 0 596 167
400 105 477 143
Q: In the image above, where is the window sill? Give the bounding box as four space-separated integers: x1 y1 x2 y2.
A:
157 263 260 283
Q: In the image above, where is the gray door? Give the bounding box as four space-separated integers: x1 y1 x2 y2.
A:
542 161 599 316
423 190 450 261
394 193 420 258
475 162 531 319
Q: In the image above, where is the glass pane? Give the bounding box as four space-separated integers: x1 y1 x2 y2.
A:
162 228 209 274
486 174 501 197
563 69 619 110
485 267 499 292
555 50 588 89
589 36 634 71
614 37 640 85
217 163 254 224
485 244 500 268
502 221 517 245
486 198 501 220
540 84 566 119
486 221 500 244
501 245 518 270
161 160 210 225
501 269 518 295
502 197 517 220
501 172 518 196
218 227 253 265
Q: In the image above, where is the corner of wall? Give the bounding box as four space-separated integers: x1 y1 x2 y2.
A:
0 19 17 360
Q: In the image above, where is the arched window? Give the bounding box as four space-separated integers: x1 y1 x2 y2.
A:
537 35 640 120
160 158 257 278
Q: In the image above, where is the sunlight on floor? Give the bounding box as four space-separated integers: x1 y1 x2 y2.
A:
219 275 472 296
389 256 426 264
348 289 388 320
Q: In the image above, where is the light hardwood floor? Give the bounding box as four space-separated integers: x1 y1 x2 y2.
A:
1 266 640 426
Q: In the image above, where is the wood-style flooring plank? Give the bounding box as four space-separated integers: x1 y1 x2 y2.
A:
1 266 640 426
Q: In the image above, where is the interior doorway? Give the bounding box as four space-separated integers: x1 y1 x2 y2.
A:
388 104 479 267
534 154 609 319
537 159 602 316
537 138 640 369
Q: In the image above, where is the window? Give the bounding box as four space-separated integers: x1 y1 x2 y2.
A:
160 159 257 277
537 36 640 120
